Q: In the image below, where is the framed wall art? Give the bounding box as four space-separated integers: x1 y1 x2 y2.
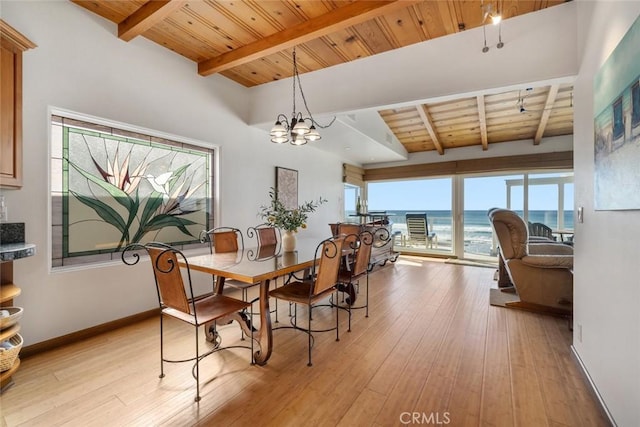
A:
593 13 640 210
276 167 298 210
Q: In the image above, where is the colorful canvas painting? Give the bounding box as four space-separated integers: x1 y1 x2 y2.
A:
594 13 640 210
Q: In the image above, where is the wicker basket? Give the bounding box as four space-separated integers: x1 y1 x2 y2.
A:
0 307 23 330
0 333 23 372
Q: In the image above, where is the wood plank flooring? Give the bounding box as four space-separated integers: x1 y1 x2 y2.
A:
0 256 610 426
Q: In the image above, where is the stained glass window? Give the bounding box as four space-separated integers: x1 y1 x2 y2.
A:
632 80 640 128
51 113 214 268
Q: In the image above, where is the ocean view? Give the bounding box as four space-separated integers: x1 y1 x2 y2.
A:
347 210 575 256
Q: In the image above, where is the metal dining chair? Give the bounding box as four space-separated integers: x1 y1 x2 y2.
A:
200 226 244 254
199 227 246 295
246 224 283 322
121 242 253 402
336 230 374 327
269 236 345 366
247 223 280 249
200 227 253 338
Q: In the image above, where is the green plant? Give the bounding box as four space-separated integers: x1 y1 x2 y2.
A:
259 187 326 232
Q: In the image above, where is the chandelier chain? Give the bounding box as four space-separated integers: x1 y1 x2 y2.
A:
292 48 336 129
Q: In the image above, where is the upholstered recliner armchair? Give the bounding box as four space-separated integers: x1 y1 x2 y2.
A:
488 208 573 314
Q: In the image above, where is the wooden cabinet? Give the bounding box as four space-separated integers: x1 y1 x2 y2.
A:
0 20 36 189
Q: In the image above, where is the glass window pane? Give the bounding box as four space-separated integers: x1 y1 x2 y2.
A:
527 172 574 242
368 178 452 253
343 184 359 218
464 174 523 258
564 183 575 230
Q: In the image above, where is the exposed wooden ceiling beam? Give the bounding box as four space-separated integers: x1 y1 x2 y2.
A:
534 84 560 145
118 0 188 42
477 95 488 150
417 105 444 155
197 0 421 77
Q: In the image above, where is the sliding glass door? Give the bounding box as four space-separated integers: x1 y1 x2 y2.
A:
462 171 574 260
364 170 573 261
462 174 524 259
367 178 453 254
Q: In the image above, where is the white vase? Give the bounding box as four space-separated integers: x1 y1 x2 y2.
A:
282 230 297 252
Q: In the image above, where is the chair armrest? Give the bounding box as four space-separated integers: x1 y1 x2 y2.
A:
529 243 573 255
521 254 573 269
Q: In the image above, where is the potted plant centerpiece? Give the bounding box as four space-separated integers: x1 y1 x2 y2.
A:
259 188 326 252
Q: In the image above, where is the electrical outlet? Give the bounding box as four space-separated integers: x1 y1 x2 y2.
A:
578 324 583 343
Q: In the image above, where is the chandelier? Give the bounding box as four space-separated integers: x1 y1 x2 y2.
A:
269 47 335 145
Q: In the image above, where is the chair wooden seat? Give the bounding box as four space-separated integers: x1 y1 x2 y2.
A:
163 294 251 326
269 279 336 305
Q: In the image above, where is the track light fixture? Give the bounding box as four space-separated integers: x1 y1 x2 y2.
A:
481 1 504 53
516 88 574 113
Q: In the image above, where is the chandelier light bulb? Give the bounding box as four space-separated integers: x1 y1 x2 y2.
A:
271 135 289 144
292 119 310 136
270 121 287 138
292 134 307 145
306 125 321 141
491 14 501 25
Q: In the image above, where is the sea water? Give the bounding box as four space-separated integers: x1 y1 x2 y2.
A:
347 210 574 256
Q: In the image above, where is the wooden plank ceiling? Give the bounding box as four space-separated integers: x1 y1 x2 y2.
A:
71 0 573 155
380 84 574 154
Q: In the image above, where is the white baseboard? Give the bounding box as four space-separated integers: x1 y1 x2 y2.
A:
570 345 617 427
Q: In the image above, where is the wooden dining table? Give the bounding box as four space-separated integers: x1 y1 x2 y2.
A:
180 237 323 365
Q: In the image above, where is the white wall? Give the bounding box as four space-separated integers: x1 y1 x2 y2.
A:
573 1 640 426
1 1 344 346
368 135 574 169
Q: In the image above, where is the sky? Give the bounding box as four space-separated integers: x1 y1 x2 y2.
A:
352 174 574 211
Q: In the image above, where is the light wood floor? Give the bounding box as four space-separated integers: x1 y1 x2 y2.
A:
1 256 609 427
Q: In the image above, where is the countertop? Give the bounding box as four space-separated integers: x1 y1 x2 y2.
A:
0 243 36 262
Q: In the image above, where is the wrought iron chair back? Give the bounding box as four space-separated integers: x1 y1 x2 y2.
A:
147 243 192 315
353 231 374 277
247 223 280 247
312 237 344 296
200 227 244 254
336 231 374 320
